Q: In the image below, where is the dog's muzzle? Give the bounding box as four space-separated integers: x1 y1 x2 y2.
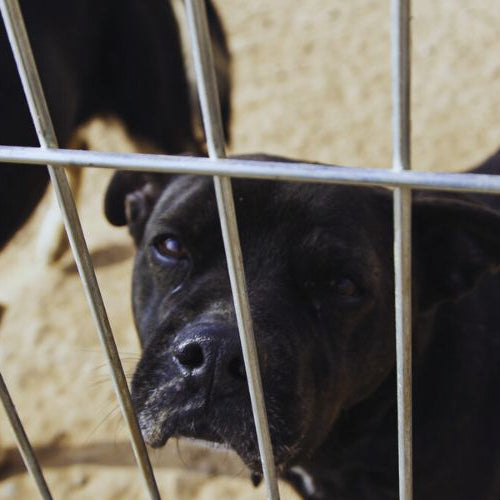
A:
132 323 249 447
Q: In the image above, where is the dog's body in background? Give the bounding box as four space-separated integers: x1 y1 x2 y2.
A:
106 150 500 499
0 0 230 259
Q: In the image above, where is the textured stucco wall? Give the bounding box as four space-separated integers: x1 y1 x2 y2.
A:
218 0 500 172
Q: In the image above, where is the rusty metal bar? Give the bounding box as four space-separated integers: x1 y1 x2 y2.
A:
0 1 160 498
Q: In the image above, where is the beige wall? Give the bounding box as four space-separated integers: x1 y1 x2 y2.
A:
217 0 500 171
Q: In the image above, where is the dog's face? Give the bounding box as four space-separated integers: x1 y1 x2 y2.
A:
105 160 500 474
128 176 397 471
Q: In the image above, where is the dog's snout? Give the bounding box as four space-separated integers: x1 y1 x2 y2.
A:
172 326 247 389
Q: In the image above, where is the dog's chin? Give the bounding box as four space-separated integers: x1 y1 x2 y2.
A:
138 401 302 474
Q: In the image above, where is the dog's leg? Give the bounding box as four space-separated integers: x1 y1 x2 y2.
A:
35 166 83 264
36 130 87 265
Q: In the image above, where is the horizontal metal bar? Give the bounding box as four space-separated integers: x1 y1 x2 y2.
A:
0 1 160 498
1 145 500 195
0 372 52 499
185 1 280 497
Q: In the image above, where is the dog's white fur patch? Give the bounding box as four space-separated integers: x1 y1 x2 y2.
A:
290 466 317 497
202 300 233 320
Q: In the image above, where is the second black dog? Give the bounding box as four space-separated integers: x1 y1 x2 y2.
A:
0 0 230 250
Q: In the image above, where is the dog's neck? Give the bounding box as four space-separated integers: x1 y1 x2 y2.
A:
284 313 439 499
285 371 399 499
285 282 500 499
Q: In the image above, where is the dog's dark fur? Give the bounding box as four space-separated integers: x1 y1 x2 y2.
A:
105 150 500 499
0 0 230 249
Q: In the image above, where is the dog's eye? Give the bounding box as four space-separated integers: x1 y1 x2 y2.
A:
331 278 358 297
153 236 188 260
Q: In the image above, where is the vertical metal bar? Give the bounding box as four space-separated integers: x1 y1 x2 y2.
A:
0 2 160 498
392 0 411 172
391 1 413 499
0 372 52 499
184 2 280 498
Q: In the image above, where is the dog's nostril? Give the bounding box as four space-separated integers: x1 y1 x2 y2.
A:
227 356 247 381
175 343 204 370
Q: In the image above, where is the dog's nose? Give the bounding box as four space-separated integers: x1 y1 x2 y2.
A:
174 341 205 370
172 326 247 389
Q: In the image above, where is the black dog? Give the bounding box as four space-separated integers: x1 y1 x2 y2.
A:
105 151 500 499
0 0 230 251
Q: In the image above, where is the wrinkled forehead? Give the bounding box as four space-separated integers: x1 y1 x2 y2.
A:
267 181 390 241
144 175 216 237
146 176 390 249
155 175 214 218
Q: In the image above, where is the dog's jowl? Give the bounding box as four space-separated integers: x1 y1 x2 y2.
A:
106 152 500 499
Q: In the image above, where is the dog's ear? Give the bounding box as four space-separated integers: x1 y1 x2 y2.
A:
104 171 169 244
413 193 500 310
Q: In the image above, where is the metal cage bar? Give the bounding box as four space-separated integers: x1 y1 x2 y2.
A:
4 146 500 194
0 371 52 499
184 1 280 498
392 0 413 499
0 1 160 498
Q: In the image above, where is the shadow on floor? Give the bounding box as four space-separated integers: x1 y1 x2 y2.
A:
0 439 247 480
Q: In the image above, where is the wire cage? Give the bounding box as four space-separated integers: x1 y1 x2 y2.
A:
1 0 500 499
